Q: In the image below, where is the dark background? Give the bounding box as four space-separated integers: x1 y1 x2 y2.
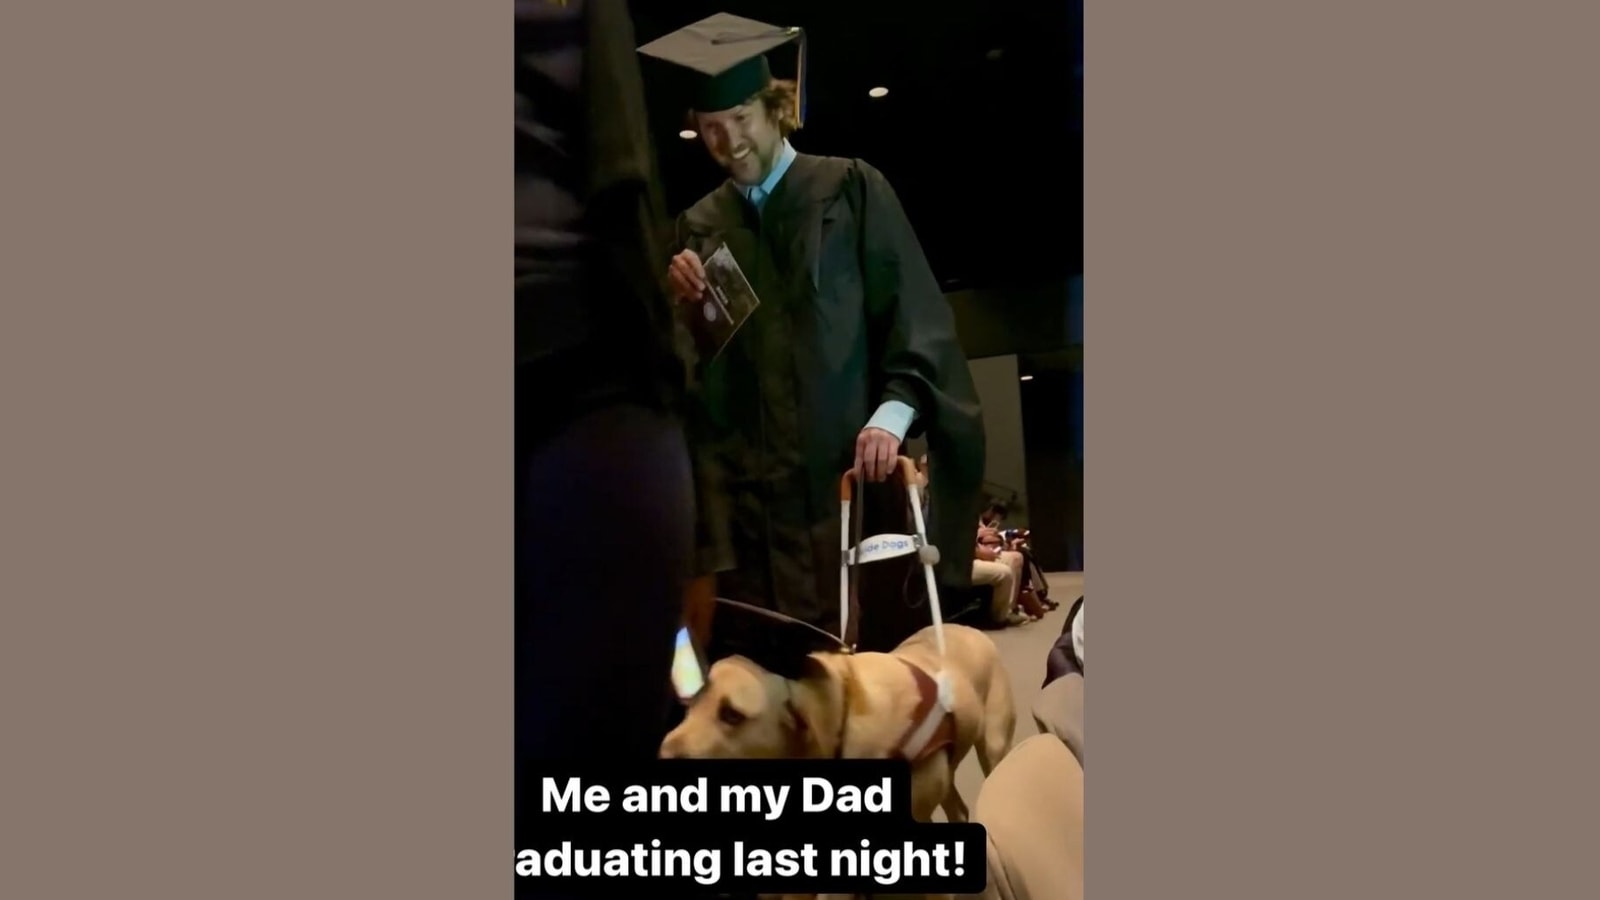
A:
631 0 1084 569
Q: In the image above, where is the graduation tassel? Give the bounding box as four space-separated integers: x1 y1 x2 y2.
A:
793 27 808 127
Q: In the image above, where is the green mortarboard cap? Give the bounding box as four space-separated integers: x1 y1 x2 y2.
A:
704 598 846 680
637 12 808 124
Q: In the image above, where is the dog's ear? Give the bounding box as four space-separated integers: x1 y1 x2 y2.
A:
718 654 759 673
785 654 847 756
798 652 837 683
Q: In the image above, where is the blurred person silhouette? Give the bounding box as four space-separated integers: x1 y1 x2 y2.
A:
516 0 695 779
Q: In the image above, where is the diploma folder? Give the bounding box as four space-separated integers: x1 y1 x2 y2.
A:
680 243 761 362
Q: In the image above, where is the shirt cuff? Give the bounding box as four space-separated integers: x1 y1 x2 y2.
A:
865 400 917 442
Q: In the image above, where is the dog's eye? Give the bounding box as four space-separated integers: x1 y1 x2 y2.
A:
718 700 746 727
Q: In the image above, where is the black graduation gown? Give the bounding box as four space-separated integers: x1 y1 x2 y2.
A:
674 153 986 633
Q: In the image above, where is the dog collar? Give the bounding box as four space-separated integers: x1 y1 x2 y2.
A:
831 660 851 759
782 674 850 759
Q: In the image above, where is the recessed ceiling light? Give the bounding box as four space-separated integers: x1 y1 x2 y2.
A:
1020 375 1035 382
678 129 697 140
868 86 889 98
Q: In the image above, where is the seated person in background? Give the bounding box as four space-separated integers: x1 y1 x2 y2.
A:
976 523 1048 623
972 532 1028 627
982 501 1058 610
979 500 1006 530
919 456 1037 625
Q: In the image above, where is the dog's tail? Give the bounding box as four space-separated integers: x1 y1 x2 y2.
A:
975 650 1017 776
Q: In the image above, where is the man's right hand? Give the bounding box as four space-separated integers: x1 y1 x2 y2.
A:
667 249 707 302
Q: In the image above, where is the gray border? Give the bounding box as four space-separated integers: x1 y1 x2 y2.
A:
9 1 1600 897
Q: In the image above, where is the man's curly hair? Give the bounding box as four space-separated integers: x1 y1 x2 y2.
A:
687 79 802 137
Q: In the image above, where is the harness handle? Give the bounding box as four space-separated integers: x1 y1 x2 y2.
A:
839 457 953 712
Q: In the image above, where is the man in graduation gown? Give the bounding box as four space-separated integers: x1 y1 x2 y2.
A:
638 14 987 639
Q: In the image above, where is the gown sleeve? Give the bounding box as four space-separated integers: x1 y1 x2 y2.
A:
849 160 988 594
852 160 974 437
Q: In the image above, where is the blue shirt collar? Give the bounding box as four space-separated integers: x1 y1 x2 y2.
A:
738 139 797 208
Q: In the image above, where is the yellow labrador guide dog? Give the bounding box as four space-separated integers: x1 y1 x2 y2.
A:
662 457 1017 831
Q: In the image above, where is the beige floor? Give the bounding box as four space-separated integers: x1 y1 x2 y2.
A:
945 571 1082 819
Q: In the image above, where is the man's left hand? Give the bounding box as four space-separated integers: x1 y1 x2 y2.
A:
855 427 902 483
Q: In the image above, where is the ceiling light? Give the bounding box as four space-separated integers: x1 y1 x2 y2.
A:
868 86 889 98
678 129 697 140
1020 375 1035 382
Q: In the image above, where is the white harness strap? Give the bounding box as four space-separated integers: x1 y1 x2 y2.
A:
895 659 955 762
902 706 947 760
